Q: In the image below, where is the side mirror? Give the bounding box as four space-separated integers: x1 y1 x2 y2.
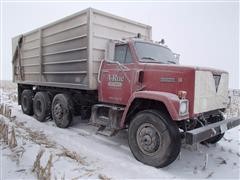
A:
174 53 180 64
106 40 115 61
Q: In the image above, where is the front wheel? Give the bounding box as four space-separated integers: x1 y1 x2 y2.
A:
204 133 225 144
128 110 181 168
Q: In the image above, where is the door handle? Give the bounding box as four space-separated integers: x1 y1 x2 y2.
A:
97 59 104 83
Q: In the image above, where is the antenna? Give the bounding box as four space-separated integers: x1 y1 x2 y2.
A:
160 39 165 44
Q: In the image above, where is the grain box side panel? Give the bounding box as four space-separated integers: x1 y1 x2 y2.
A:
13 8 152 90
41 12 89 88
21 30 41 82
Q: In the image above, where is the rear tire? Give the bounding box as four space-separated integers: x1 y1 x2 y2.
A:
33 92 51 122
128 110 181 168
52 94 74 128
21 89 34 115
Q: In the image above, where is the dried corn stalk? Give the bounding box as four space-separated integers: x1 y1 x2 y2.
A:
0 120 5 140
98 174 111 180
0 104 13 119
32 149 53 180
9 127 17 148
0 104 3 114
2 124 9 144
33 149 45 173
43 154 53 180
57 148 86 165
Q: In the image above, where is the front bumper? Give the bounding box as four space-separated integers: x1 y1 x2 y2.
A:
185 117 240 145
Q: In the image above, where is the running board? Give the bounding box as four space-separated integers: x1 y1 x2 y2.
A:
90 104 124 136
96 126 118 137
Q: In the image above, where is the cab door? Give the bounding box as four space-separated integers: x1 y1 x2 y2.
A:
99 43 135 105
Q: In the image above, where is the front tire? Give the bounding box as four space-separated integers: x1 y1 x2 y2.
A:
52 94 74 128
204 133 225 144
128 110 181 168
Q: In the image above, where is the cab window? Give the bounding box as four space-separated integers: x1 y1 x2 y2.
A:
114 44 132 64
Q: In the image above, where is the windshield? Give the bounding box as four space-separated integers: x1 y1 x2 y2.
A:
134 42 176 64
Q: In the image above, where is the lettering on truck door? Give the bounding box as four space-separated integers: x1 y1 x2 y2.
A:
99 44 135 105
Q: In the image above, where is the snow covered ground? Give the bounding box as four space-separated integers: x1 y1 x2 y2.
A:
0 82 239 179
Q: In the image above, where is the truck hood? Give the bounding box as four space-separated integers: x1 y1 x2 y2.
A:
140 63 229 118
143 63 228 75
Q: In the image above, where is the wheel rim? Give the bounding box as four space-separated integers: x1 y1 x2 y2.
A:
136 123 161 156
53 103 64 120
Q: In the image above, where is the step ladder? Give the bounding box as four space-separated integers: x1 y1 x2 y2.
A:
89 104 124 136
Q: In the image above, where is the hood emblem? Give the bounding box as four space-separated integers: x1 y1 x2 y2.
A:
160 77 183 83
213 74 221 92
160 77 176 83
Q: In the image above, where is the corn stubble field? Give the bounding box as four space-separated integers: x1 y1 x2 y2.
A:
0 80 239 180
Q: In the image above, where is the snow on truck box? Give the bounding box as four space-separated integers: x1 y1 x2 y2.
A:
12 8 240 168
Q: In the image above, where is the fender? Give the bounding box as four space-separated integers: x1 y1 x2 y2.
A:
120 91 189 128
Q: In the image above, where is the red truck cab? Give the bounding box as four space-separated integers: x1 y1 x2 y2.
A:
98 39 199 124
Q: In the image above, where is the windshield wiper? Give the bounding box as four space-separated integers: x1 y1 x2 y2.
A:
167 60 176 64
141 57 165 64
141 57 164 64
141 57 157 61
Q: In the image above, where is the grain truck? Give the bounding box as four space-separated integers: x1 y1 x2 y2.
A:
12 8 240 167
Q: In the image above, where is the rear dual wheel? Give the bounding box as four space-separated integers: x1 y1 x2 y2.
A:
51 94 74 128
21 90 74 128
33 92 74 128
21 89 34 115
33 92 51 122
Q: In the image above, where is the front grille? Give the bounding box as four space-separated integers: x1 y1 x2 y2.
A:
213 74 221 92
194 71 228 114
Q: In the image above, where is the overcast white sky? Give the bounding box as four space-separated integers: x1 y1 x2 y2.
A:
1 1 239 88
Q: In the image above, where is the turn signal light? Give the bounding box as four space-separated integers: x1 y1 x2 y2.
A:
178 91 187 99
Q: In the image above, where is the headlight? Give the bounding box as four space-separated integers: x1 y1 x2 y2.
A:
179 100 188 116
